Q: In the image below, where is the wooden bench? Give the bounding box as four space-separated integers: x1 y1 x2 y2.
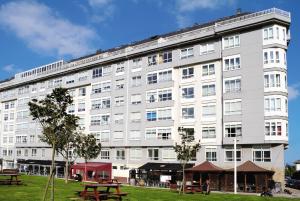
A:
0 169 21 185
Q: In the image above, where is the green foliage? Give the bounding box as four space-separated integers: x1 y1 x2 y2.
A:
173 127 200 165
28 87 74 147
74 134 101 163
285 164 296 177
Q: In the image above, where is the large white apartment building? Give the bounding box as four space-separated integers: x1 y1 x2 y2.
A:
0 8 290 183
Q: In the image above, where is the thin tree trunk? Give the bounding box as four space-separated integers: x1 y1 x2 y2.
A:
179 164 186 195
64 153 69 184
84 160 87 181
42 145 56 201
51 172 54 201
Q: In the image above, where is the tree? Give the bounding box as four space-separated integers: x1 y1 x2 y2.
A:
56 114 80 184
73 134 101 181
173 127 200 194
28 87 75 201
285 163 296 177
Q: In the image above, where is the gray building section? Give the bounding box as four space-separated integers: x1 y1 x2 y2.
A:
0 8 290 183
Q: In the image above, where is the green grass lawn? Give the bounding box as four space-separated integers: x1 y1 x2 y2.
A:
0 175 298 201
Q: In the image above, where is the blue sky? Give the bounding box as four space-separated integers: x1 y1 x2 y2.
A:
0 0 299 164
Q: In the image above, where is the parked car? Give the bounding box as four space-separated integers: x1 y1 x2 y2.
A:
294 180 300 190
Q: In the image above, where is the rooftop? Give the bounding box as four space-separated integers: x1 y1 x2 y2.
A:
0 7 291 88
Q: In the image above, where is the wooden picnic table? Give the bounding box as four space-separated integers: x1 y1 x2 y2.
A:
80 183 127 201
0 173 21 185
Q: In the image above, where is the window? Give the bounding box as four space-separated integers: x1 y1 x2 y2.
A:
146 111 157 121
180 47 194 59
131 76 142 87
148 54 157 66
78 102 85 112
158 89 172 101
114 113 124 124
68 104 75 113
200 42 214 55
202 127 216 139
225 149 241 162
115 96 125 106
24 149 28 156
158 70 172 82
100 150 110 160
225 123 242 137
264 74 281 88
224 55 240 71
130 112 141 123
223 35 240 49
79 87 86 96
182 87 194 99
206 148 217 161
116 62 125 74
202 84 216 96
264 50 280 64
16 149 22 157
66 75 75 84
265 121 282 136
92 81 111 94
202 105 216 117
130 149 142 160
157 128 171 140
182 107 194 119
224 78 241 93
145 129 156 139
131 94 142 105
116 149 125 160
159 51 172 63
224 100 242 115
202 64 215 76
92 66 111 78
157 108 172 120
132 58 142 69
253 148 271 162
113 131 123 141
115 79 125 89
263 27 274 40
90 115 110 126
147 73 157 84
91 98 111 110
148 148 159 160
182 67 194 79
264 97 282 112
78 71 88 81
147 91 157 103
162 148 176 161
129 130 141 140
92 131 109 143
32 149 37 157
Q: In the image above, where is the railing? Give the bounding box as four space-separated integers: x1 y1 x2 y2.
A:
216 8 290 27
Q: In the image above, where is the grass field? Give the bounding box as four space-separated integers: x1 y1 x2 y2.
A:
0 175 298 201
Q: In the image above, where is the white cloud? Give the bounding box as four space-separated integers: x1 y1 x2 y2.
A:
0 1 98 57
2 64 22 74
88 0 113 7
176 0 235 12
175 0 236 27
86 0 115 23
288 85 300 101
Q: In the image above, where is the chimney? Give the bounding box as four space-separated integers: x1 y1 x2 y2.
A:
236 8 242 15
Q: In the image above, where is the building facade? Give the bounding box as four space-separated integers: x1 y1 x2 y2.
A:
0 8 290 183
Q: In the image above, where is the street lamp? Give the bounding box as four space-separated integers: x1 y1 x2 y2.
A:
234 137 237 194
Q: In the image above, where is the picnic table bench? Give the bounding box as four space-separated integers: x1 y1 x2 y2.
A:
0 169 22 185
80 183 128 201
